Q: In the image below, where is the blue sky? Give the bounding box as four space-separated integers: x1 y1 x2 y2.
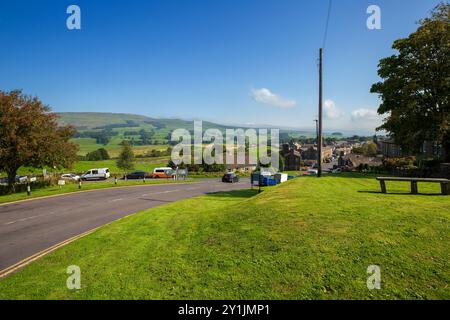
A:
0 0 442 133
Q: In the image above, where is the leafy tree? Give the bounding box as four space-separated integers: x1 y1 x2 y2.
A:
373 135 379 145
98 148 110 160
371 3 450 161
73 129 115 145
352 146 366 155
367 142 378 156
85 148 110 161
0 90 78 192
116 140 135 173
278 153 285 172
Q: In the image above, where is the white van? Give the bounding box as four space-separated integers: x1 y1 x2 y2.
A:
81 168 110 181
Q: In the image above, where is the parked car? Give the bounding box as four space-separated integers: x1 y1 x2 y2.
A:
0 176 28 185
61 173 81 181
152 167 174 179
17 176 28 183
124 171 150 180
222 172 239 183
303 169 318 176
81 168 110 181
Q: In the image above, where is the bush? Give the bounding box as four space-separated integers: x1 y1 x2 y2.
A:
383 157 416 169
85 148 110 161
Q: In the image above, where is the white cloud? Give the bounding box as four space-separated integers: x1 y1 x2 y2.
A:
350 108 383 131
351 108 379 121
324 99 343 119
251 88 296 108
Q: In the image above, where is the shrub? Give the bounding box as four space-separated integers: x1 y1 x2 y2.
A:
85 148 110 161
383 157 416 169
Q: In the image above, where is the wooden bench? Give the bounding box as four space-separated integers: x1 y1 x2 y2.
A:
376 177 450 195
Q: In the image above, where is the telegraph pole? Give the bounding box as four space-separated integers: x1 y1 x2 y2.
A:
318 48 323 178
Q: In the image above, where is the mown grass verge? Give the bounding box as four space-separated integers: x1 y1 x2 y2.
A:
0 175 448 299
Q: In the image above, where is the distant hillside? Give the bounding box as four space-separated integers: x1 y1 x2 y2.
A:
56 112 227 131
57 112 238 157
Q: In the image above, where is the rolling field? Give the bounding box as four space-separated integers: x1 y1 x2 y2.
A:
1 174 448 299
71 137 170 158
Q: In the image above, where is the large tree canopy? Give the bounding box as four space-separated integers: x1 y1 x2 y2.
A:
371 3 450 161
0 90 78 192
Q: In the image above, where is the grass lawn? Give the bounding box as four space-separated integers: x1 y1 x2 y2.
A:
0 179 192 205
0 174 449 299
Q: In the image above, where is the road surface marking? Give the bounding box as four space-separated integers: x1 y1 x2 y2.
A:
3 211 58 226
140 189 182 197
0 205 149 278
0 227 100 279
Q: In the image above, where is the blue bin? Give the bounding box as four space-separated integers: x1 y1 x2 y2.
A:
262 177 277 186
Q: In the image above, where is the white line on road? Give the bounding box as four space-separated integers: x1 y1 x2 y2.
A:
140 189 182 197
3 211 58 226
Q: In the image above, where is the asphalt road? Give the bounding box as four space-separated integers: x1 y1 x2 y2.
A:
0 179 250 271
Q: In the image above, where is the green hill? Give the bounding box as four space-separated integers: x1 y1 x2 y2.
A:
56 112 228 131
57 112 231 157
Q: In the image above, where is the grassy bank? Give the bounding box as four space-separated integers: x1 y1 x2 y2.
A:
0 175 448 299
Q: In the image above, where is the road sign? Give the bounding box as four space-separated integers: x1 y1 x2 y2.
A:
58 180 66 186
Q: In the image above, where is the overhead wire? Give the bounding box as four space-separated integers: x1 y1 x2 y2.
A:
322 0 333 50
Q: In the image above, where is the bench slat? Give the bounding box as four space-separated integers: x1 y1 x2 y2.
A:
376 177 450 183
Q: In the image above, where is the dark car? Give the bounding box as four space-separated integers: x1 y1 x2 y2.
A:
222 173 239 183
0 176 28 184
124 171 150 180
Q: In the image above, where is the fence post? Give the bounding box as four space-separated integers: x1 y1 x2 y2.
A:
27 183 31 196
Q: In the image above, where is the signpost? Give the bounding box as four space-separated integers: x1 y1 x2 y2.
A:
27 177 37 196
58 180 65 189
